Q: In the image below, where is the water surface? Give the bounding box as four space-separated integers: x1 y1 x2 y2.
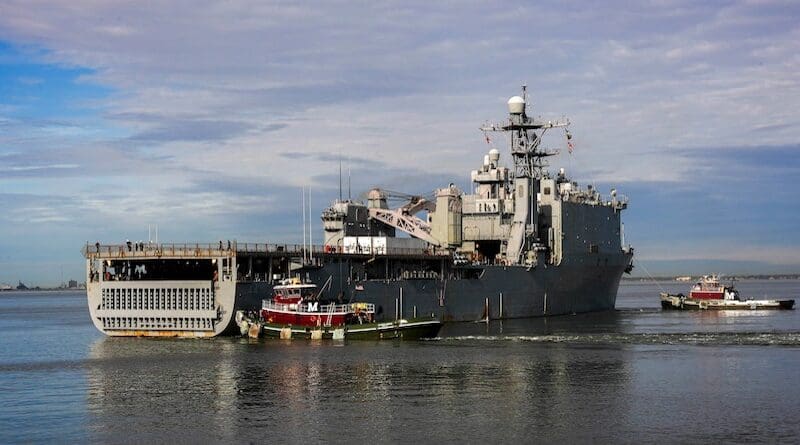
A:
1 280 798 443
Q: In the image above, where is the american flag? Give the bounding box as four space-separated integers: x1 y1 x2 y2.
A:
565 129 573 154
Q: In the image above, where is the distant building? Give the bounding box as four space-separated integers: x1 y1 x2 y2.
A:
68 279 78 289
675 276 692 282
0 283 12 291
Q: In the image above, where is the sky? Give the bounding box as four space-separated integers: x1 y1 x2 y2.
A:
0 0 799 286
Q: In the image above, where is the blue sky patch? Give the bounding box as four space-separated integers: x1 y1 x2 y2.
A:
0 41 110 121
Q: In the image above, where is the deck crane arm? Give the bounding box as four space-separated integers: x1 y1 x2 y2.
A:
365 188 442 246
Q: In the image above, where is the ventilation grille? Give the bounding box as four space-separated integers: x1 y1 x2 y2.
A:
97 285 217 332
101 287 214 311
100 316 214 331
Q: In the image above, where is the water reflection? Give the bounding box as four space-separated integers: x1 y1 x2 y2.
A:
86 338 240 442
85 334 632 443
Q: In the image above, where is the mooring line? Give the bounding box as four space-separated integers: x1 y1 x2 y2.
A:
636 260 667 294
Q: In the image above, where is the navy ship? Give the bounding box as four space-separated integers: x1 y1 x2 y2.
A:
83 87 634 337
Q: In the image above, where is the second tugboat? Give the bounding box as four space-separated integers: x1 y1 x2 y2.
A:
236 278 442 340
660 275 795 310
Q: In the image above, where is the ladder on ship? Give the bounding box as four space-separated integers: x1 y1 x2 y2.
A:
324 303 335 327
506 181 530 264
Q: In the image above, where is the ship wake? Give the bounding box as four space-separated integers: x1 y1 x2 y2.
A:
431 332 800 346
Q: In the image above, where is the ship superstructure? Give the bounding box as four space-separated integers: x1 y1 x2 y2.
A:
321 87 631 271
83 88 633 337
306 88 633 323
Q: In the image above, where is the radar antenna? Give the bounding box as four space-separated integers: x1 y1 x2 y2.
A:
478 86 571 264
480 86 570 179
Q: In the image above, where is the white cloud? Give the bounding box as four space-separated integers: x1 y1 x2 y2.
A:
665 41 722 60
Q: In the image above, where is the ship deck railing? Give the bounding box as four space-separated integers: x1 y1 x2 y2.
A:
261 300 375 314
83 242 449 260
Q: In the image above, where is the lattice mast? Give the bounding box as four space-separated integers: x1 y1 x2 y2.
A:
480 86 570 261
481 85 569 179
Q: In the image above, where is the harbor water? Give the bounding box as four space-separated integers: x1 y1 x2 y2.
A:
1 280 799 443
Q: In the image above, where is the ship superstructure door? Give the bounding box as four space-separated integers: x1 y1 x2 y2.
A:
506 178 531 263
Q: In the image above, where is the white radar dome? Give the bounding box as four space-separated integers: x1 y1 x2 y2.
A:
507 96 525 114
488 148 500 162
367 189 386 200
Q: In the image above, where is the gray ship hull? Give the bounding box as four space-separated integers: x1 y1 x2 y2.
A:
84 243 631 337
300 252 631 323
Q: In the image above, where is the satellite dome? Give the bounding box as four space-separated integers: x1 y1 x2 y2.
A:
367 188 386 200
507 96 525 114
488 148 500 162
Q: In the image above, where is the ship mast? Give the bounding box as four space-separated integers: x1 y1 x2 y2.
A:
480 85 570 263
480 85 569 179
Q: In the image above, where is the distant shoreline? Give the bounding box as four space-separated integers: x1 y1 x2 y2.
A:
623 274 800 282
0 287 85 293
4 275 799 290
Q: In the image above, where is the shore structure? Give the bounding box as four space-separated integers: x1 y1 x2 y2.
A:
83 87 634 337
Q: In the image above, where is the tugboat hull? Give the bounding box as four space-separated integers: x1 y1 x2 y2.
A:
238 312 442 340
660 293 795 310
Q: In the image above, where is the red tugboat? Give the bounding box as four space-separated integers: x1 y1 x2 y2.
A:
688 274 727 300
236 278 442 340
260 278 372 328
661 275 795 310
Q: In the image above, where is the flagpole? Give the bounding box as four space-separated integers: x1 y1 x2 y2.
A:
302 187 306 264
